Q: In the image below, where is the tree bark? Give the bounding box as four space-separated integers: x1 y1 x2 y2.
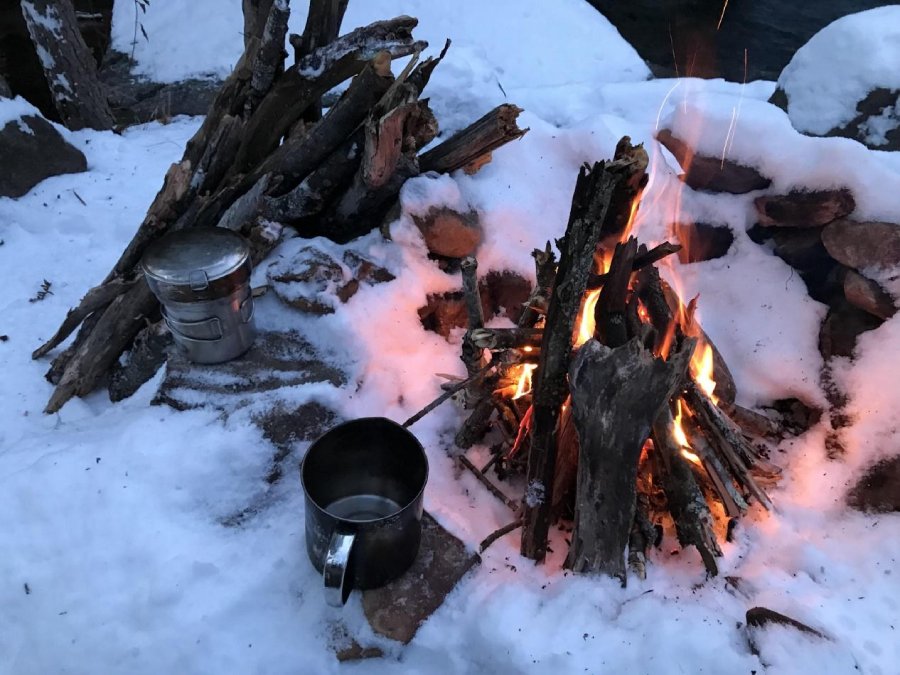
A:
20 0 114 131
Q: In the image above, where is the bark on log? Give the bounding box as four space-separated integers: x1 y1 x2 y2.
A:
651 409 721 576
243 0 276 47
420 104 527 174
521 160 626 562
598 137 649 245
565 338 693 580
291 0 350 120
20 0 114 131
593 237 637 347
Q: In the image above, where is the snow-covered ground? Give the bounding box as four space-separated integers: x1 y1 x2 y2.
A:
2 2 900 673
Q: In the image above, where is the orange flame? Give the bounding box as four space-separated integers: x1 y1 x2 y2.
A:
576 289 602 346
691 342 717 403
672 399 702 466
513 364 537 400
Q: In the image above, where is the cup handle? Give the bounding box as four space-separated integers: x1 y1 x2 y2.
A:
324 529 355 607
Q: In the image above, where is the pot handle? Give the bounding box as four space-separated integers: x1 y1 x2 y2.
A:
323 529 355 607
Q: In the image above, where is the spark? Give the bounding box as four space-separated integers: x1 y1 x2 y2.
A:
721 48 749 165
717 0 730 30
655 80 682 131
668 23 680 79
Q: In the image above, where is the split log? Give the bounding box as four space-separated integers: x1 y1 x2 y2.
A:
243 0 277 47
419 104 527 174
683 382 773 510
291 0 349 121
20 0 114 131
520 160 626 562
651 408 721 576
566 337 693 581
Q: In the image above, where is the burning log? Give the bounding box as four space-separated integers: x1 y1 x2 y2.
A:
520 160 628 562
651 407 721 576
585 241 682 290
566 337 694 581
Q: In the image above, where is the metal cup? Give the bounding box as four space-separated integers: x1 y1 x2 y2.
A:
300 417 428 607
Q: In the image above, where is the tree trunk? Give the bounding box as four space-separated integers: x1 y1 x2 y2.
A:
20 0 113 131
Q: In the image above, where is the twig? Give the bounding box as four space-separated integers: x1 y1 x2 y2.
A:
403 360 495 428
479 519 523 553
459 455 518 512
586 241 681 290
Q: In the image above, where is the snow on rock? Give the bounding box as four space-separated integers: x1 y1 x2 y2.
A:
773 6 900 148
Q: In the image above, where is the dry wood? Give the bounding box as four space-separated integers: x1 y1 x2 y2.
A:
586 241 681 290
565 338 693 581
468 327 543 351
479 519 523 553
682 417 748 517
243 0 276 46
520 160 627 562
683 383 773 510
593 237 637 347
651 409 721 576
291 0 349 121
598 137 649 245
20 0 114 131
517 243 557 329
420 104 527 174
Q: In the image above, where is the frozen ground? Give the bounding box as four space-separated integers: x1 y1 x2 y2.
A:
2 2 899 674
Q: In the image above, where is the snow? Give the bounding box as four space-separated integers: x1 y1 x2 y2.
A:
0 95 43 129
777 6 900 137
3 4 900 675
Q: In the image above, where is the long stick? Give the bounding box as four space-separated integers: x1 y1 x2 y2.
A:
402 361 495 429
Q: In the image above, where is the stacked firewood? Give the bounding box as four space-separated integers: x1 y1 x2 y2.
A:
33 1 527 413
451 140 790 581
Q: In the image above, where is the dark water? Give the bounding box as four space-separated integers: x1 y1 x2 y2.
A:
325 494 403 522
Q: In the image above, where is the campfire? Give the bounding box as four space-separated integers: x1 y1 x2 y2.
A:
446 138 783 581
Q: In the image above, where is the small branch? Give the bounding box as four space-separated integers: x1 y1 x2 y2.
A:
468 327 543 351
402 360 496 429
479 519 524 553
587 241 682 290
459 455 519 512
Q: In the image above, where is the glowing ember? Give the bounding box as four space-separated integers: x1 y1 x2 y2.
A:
691 342 717 403
513 364 538 400
681 448 702 466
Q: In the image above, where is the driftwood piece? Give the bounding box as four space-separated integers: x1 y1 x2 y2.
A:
566 338 693 581
20 0 114 131
521 160 626 562
651 408 721 576
420 104 527 174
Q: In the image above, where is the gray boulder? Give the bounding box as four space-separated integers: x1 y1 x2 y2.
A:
0 110 87 198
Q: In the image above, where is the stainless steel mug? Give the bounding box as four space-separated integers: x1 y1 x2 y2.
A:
300 417 428 607
141 227 256 364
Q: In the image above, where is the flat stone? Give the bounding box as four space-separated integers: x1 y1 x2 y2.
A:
822 218 900 270
154 330 346 411
848 455 900 513
254 401 340 484
362 511 480 644
843 269 896 320
755 189 855 228
0 114 87 198
818 299 883 359
673 222 734 262
657 129 771 194
328 622 384 662
414 207 483 259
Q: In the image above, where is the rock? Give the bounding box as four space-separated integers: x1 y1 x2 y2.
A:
254 401 340 484
585 0 891 82
0 113 87 198
770 7 900 150
818 299 883 359
843 269 896 320
414 206 482 258
759 398 824 437
848 455 900 512
673 222 734 263
746 607 826 638
755 189 855 228
418 270 532 338
0 2 58 120
822 218 900 270
267 246 394 315
99 51 221 126
154 330 346 411
745 606 858 672
657 129 771 194
362 511 479 644
751 226 843 304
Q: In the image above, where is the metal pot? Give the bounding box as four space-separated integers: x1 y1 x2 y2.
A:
141 228 256 364
300 417 428 607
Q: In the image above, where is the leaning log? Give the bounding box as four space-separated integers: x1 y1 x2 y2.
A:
566 337 693 581
520 160 626 562
20 0 114 131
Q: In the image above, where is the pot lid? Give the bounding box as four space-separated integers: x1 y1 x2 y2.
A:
141 228 251 289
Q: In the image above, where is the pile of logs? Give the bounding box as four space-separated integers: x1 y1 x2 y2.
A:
33 1 527 413
448 140 786 581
